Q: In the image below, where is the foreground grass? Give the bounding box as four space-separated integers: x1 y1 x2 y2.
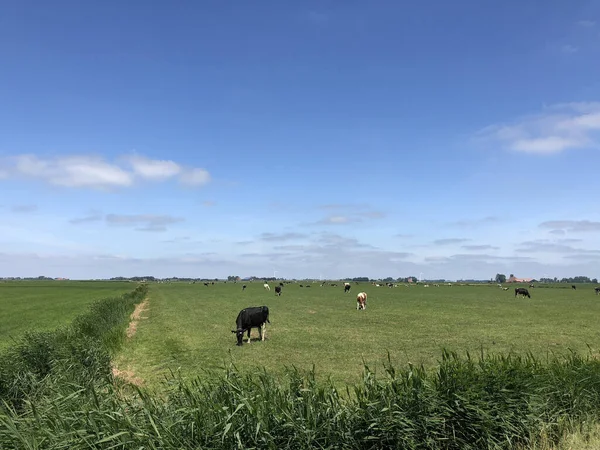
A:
0 281 133 348
5 349 600 449
115 282 600 387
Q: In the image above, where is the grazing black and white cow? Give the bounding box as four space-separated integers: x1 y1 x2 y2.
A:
279 282 284 287
204 282 209 287
275 286 282 296
529 284 535 288
344 282 351 293
515 288 531 298
595 287 600 295
232 306 270 346
572 285 577 290
242 285 247 291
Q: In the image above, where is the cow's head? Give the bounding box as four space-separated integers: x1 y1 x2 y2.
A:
231 328 245 346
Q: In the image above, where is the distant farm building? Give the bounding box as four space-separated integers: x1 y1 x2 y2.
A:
507 276 534 283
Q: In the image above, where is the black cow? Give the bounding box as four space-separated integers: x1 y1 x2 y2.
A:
204 282 209 287
279 282 284 287
275 286 282 296
595 287 600 295
515 287 531 298
344 284 351 293
242 285 247 291
572 285 577 290
232 306 270 346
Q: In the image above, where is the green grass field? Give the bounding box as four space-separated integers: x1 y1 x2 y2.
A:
4 280 600 448
114 282 600 387
0 281 134 348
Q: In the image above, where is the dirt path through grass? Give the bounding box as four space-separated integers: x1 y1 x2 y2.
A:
111 298 149 386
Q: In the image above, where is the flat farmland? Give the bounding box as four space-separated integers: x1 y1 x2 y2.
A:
0 281 134 348
115 282 600 387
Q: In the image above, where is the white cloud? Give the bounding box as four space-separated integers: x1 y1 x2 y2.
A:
433 238 470 246
259 232 308 242
475 102 600 154
512 136 583 153
517 239 600 255
0 153 212 190
179 168 211 186
539 220 600 233
424 254 533 264
461 244 500 251
11 154 134 188
105 214 184 232
69 213 184 232
321 216 354 224
448 216 500 228
11 204 37 213
125 155 181 180
307 205 386 226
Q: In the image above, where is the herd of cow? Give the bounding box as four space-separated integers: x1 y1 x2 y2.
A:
232 282 368 346
231 282 600 346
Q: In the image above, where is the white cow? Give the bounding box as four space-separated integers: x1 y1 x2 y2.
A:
356 292 367 310
263 283 270 291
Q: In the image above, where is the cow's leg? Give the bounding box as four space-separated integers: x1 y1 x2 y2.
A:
247 329 251 343
261 323 266 341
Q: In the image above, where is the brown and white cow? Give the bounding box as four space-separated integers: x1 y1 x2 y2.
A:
356 292 367 310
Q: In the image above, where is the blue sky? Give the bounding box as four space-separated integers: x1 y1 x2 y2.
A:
1 0 600 280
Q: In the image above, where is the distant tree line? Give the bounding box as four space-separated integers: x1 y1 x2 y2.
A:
0 276 57 281
539 276 598 284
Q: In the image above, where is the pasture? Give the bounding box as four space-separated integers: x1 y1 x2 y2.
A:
0 280 134 348
114 282 600 387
